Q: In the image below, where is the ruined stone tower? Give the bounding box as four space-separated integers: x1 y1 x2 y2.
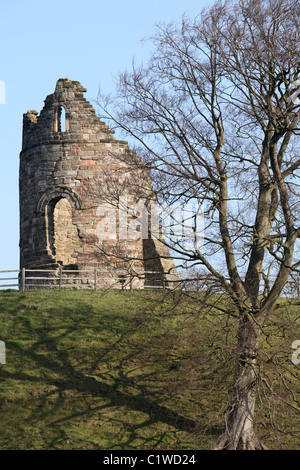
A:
19 78 177 288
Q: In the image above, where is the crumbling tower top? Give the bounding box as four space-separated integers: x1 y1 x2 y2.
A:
22 78 115 152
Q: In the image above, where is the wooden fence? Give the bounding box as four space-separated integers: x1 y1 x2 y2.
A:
0 268 177 292
0 269 299 297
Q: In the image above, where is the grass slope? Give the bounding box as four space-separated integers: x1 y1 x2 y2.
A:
0 288 299 450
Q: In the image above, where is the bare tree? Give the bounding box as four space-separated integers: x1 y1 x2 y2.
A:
97 0 300 449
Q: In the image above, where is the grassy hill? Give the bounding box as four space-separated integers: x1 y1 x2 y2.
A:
0 288 299 450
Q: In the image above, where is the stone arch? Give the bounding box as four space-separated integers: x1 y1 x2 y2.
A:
37 186 82 214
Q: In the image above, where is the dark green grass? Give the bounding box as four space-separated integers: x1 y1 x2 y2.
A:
0 288 299 450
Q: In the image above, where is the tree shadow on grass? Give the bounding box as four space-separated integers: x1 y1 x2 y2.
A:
0 291 221 450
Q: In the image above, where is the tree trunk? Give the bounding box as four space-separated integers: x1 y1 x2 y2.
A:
214 313 267 450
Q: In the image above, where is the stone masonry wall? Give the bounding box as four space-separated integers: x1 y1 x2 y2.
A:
19 78 178 288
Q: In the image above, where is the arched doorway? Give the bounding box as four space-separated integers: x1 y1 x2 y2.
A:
37 187 82 267
52 197 79 266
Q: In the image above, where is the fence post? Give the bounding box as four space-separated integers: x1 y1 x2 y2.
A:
94 268 97 291
20 268 26 292
161 271 166 289
59 266 62 290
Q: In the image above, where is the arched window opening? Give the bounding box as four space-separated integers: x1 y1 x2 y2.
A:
58 105 66 132
56 105 68 133
46 197 79 267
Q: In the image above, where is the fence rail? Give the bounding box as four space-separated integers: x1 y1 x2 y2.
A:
0 269 299 297
0 268 178 292
0 270 20 289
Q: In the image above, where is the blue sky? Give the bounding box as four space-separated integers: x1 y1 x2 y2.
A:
0 0 212 272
